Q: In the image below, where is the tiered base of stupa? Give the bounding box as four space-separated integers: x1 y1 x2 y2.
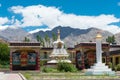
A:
85 62 115 76
47 59 71 63
47 58 71 68
47 55 71 63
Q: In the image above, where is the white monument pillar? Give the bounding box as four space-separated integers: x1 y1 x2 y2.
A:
85 32 115 75
96 33 102 63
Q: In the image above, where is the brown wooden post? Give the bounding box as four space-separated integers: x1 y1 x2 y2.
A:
35 49 40 70
105 51 110 65
37 50 40 70
80 48 85 69
10 49 13 71
75 50 80 69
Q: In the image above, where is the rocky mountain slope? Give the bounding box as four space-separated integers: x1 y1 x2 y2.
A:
33 26 113 47
64 28 113 47
0 28 35 42
0 26 118 47
115 33 120 44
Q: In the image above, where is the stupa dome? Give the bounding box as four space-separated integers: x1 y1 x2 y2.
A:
47 29 71 63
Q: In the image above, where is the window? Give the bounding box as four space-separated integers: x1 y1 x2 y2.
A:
115 57 119 65
44 52 47 59
110 57 113 63
102 58 105 63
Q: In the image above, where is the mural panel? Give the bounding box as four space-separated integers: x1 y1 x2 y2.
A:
12 53 20 65
28 53 36 65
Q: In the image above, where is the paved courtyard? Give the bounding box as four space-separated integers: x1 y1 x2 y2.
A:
0 72 24 80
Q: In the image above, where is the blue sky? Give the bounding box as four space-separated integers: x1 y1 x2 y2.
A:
0 0 120 34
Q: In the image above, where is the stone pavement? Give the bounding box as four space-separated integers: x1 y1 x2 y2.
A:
116 71 120 76
0 72 25 80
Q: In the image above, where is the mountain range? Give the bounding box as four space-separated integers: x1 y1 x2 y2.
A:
0 26 119 47
33 26 114 47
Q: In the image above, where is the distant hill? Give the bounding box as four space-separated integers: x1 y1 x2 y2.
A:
63 27 113 47
33 26 79 39
33 26 113 47
115 32 120 44
0 28 35 42
0 26 120 47
0 26 119 47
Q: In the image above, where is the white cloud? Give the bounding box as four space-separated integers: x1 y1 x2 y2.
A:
0 17 20 30
10 16 22 28
118 2 120 6
10 5 120 34
0 25 9 30
10 5 62 28
29 28 51 34
0 17 9 25
0 17 10 30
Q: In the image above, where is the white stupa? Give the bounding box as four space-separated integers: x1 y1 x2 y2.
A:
47 30 71 63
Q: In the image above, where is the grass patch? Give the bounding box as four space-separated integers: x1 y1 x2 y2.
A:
22 72 31 80
42 67 58 73
21 71 120 80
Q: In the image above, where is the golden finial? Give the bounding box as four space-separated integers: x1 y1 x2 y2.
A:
96 32 102 39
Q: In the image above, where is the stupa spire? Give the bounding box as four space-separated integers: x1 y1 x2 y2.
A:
57 29 61 41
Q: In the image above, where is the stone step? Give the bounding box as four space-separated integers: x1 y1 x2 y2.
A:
116 71 120 76
91 66 109 70
94 63 105 66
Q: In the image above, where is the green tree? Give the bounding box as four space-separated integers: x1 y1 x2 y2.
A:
24 37 30 42
44 34 50 47
52 32 57 41
36 35 45 47
106 35 115 44
111 35 115 43
0 43 10 65
36 35 40 42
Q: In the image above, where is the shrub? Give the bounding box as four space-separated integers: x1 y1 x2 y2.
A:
116 64 120 71
40 60 47 66
108 62 114 70
108 62 112 68
0 43 10 62
57 62 77 72
42 67 58 73
0 64 1 68
114 66 117 72
42 67 50 72
0 60 9 65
